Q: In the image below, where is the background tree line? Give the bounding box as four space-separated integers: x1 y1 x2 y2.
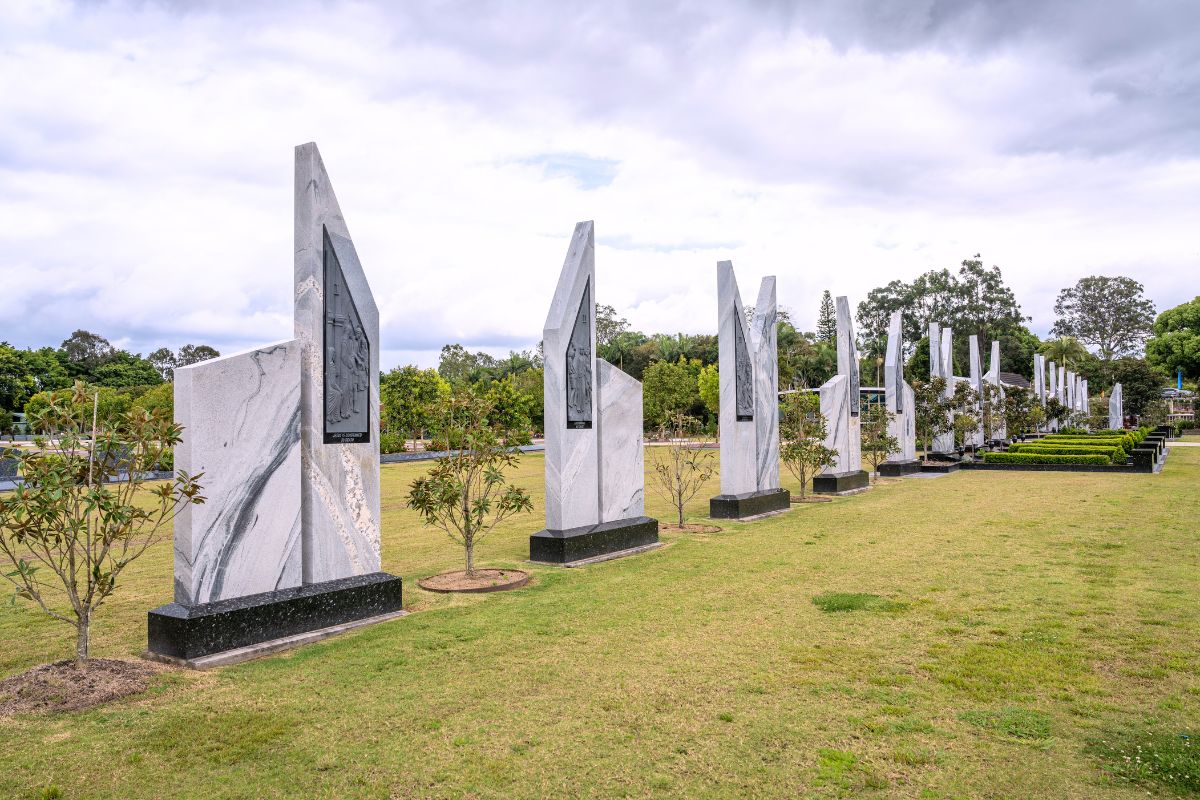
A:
0 330 219 434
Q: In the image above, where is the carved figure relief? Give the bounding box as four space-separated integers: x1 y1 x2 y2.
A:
323 227 370 444
849 343 861 417
566 281 593 429
734 308 753 421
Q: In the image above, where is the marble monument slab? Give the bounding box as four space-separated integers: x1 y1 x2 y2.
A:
884 311 917 463
533 221 657 561
711 262 789 514
1110 382 1123 430
173 340 303 606
295 142 381 583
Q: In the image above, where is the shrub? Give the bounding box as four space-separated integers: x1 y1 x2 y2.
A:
983 452 1112 465
1008 444 1123 462
379 432 406 454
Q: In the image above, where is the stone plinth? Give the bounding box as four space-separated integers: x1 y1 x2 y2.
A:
173 340 303 606
813 470 870 494
709 489 790 519
147 572 403 664
530 517 659 564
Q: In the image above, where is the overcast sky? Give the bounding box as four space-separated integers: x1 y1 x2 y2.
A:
2 0 1197 369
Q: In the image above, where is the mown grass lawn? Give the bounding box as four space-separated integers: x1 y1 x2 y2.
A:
1 447 1198 799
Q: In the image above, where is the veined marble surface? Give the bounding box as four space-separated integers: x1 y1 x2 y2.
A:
967 336 985 446
986 340 1006 439
932 325 955 453
1047 360 1059 430
598 359 645 521
1066 370 1076 414
885 311 916 462
820 374 856 473
1110 383 1123 429
900 383 916 461
752 278 780 492
294 142 381 582
832 297 862 471
717 261 758 496
543 221 600 531
174 340 302 605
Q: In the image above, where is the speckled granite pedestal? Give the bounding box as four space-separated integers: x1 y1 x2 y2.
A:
147 573 404 668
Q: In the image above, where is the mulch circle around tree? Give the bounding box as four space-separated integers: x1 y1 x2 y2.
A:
418 568 531 594
660 523 723 533
0 658 159 716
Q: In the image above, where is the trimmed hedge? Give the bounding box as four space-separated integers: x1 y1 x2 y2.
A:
1008 444 1124 461
983 452 1111 465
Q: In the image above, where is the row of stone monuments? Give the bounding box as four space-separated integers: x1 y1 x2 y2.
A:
168 144 1147 664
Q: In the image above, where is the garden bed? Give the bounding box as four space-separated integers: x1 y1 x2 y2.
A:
417 569 531 594
0 658 159 716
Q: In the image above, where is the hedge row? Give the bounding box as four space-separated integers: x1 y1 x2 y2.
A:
1008 444 1124 462
983 452 1112 465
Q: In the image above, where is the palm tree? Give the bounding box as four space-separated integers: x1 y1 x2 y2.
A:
1041 336 1089 370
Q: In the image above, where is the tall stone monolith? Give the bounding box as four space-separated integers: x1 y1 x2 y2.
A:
531 221 658 563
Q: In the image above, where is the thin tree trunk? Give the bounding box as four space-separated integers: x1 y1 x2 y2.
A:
465 540 475 577
75 613 89 666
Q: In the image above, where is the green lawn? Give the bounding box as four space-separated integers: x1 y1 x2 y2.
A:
2 448 1199 799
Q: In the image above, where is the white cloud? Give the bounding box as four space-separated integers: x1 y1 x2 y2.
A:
0 0 1196 368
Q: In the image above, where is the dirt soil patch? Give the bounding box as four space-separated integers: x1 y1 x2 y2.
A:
0 658 158 716
660 523 723 533
418 568 531 594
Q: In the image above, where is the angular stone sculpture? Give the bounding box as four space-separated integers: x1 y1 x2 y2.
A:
1110 383 1124 430
814 297 869 493
929 324 955 454
148 143 403 667
531 221 658 562
967 336 985 447
1081 378 1090 421
1066 370 1076 417
879 311 919 476
295 142 382 582
709 262 790 518
1047 360 1059 431
1032 354 1046 431
984 340 1006 440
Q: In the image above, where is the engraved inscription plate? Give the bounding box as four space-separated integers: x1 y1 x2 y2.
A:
850 346 861 417
734 308 753 421
323 227 370 444
566 280 593 429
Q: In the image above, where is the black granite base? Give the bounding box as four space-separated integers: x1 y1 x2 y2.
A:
708 488 791 519
877 460 922 477
147 572 404 661
529 516 659 564
812 470 870 494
